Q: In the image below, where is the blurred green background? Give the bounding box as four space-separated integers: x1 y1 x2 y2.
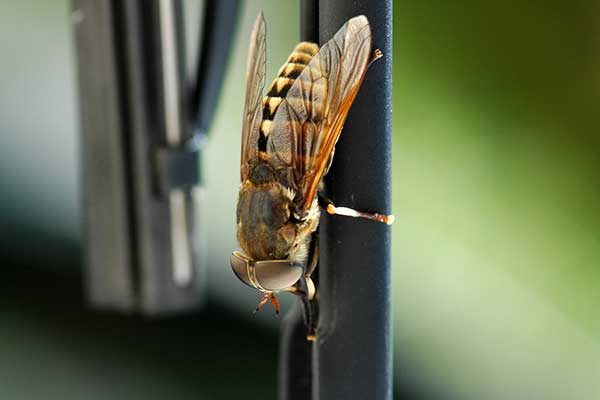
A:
1 0 599 399
392 2 600 399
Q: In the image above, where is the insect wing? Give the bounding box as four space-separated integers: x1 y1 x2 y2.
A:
267 16 373 212
240 13 267 181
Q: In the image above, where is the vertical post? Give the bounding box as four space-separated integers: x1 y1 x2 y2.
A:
300 0 319 45
73 0 136 310
279 2 319 399
314 0 393 399
192 0 241 136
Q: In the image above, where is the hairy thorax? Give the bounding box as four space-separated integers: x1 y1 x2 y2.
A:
236 162 319 264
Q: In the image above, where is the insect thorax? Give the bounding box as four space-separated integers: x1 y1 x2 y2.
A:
236 161 317 264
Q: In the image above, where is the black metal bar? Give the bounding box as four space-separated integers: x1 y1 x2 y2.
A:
280 1 392 398
191 0 241 138
279 304 312 400
279 2 319 400
314 0 393 399
300 0 319 44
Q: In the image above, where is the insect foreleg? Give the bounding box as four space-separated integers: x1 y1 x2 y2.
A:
305 232 319 284
368 48 383 68
254 293 271 313
284 282 317 341
318 195 394 225
283 234 319 340
254 292 280 316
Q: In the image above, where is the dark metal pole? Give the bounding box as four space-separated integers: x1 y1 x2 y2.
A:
314 0 393 399
279 304 313 400
192 0 240 138
300 0 319 44
281 1 392 399
279 3 319 400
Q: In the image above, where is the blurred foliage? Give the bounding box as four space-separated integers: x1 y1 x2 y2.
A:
392 0 600 399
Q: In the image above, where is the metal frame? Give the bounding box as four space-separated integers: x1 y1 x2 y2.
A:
119 0 201 313
74 0 239 315
280 1 393 399
74 0 136 310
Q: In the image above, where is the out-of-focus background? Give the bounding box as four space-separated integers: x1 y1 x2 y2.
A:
1 0 599 399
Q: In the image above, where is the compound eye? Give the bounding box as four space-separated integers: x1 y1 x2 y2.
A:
255 261 304 291
230 252 254 289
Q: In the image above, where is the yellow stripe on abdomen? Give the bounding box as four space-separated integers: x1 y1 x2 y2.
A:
258 41 320 149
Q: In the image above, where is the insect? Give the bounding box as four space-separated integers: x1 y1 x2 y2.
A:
231 13 393 338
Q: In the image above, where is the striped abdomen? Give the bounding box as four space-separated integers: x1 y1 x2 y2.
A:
258 42 319 151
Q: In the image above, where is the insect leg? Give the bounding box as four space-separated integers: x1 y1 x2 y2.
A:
305 233 319 280
368 49 383 68
318 195 395 225
269 293 281 316
284 281 317 341
282 235 317 301
282 231 320 340
253 292 271 313
255 292 281 316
